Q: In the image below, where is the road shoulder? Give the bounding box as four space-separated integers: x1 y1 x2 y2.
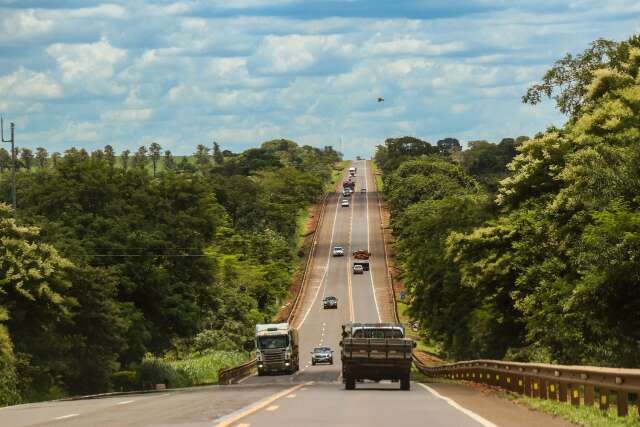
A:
423 382 575 427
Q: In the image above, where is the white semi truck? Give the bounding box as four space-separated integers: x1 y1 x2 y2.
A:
349 166 356 176
255 323 299 375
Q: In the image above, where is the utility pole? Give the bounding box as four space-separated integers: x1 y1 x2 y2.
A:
1 117 16 220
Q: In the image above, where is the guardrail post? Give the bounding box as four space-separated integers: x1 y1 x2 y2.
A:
524 376 532 397
559 382 568 403
532 378 540 398
584 384 595 406
548 382 557 401
599 388 609 412
540 379 548 400
617 390 628 417
570 385 580 407
517 376 525 395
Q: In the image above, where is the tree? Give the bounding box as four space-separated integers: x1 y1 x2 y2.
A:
0 148 9 173
0 203 75 400
195 144 210 168
163 150 174 170
121 149 130 173
436 138 461 155
149 142 161 177
522 35 640 117
35 147 48 169
51 152 61 168
104 145 116 170
213 142 224 165
132 146 148 169
20 148 34 170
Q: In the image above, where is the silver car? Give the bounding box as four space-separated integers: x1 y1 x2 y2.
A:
341 199 349 207
311 347 334 365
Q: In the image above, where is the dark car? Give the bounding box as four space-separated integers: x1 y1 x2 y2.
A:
311 347 334 365
323 296 338 309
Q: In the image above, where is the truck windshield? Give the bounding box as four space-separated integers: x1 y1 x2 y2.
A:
258 335 289 349
352 329 403 338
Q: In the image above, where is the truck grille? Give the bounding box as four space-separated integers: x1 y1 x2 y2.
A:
262 349 285 365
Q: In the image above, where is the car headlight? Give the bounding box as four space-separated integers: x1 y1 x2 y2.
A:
256 351 263 361
284 350 291 360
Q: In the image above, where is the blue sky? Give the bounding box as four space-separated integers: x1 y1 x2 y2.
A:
1 1 639 158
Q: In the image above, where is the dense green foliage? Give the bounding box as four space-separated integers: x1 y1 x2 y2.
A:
0 139 340 404
378 34 640 367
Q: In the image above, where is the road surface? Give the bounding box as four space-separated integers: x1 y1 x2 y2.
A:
0 161 573 427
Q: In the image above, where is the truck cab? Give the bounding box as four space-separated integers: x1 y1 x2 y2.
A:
255 323 299 375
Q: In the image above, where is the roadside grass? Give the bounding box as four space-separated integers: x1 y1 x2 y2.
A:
370 161 384 192
499 392 640 427
166 351 250 386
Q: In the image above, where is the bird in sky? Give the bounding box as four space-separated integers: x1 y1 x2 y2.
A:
377 97 384 102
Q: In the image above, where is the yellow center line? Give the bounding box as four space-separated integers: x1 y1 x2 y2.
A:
212 382 312 427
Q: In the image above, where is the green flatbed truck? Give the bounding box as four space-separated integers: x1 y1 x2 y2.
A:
340 323 415 390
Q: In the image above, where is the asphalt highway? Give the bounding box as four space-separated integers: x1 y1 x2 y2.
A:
0 161 573 427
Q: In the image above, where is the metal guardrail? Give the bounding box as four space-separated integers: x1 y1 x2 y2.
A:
413 357 640 417
218 358 257 385
217 179 336 385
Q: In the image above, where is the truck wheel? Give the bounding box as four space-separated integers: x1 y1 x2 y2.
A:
345 377 356 390
400 376 410 391
312 361 316 366
257 369 264 377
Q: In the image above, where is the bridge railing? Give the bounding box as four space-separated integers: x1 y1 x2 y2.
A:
413 356 640 417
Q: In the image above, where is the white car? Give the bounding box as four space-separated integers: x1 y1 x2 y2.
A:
341 199 349 207
332 246 345 257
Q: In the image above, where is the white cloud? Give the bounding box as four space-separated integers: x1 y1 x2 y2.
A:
67 4 127 19
47 39 127 83
365 36 465 56
250 34 356 75
0 10 53 42
0 68 63 99
101 108 154 122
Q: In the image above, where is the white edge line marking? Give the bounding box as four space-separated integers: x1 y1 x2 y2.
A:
212 382 311 427
297 182 342 328
116 400 135 405
364 160 381 322
418 383 498 427
54 413 79 420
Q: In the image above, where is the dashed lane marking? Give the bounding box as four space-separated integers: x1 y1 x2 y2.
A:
286 394 296 398
297 187 342 328
53 414 79 420
265 405 278 412
212 382 311 427
116 400 135 405
418 383 498 427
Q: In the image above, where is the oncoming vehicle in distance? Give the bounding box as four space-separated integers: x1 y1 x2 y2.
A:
332 246 345 257
311 347 334 365
353 264 364 274
341 199 350 207
323 296 338 309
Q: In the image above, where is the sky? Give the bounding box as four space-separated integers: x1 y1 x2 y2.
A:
1 1 639 158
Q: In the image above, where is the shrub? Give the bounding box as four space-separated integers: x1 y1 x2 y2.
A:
110 371 138 392
136 356 192 389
